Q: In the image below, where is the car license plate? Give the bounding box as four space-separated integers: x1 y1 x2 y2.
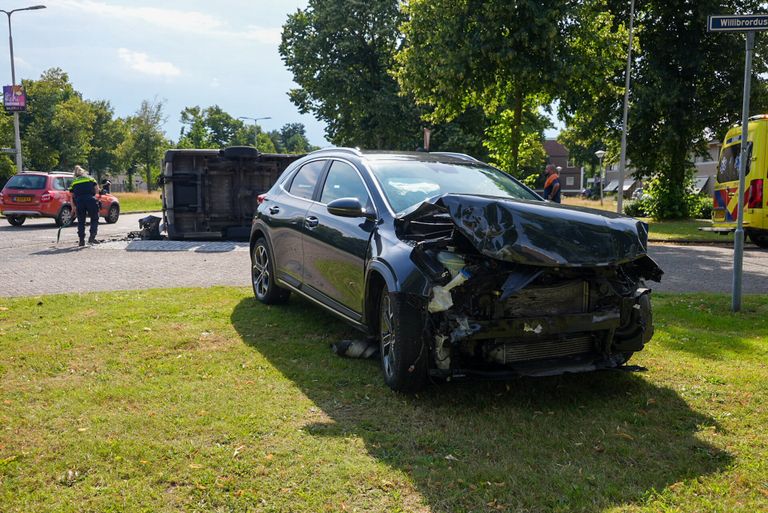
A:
713 210 725 221
13 196 32 203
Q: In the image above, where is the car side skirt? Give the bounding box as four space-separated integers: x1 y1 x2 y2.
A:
275 277 368 332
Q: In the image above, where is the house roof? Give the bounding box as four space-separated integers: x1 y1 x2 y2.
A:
543 139 569 158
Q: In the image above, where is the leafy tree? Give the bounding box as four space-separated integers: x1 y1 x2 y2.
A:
0 112 15 185
178 106 210 148
268 123 316 154
86 100 126 183
564 0 768 218
396 1 592 175
628 0 768 218
280 0 422 148
131 98 168 192
177 105 276 151
113 117 139 192
20 68 95 171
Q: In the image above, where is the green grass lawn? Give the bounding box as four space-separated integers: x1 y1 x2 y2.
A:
114 192 163 213
1 288 767 512
642 218 734 243
562 197 732 243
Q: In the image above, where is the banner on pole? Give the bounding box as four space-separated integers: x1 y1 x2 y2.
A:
3 85 26 112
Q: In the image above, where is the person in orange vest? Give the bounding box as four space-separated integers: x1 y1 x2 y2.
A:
543 164 561 203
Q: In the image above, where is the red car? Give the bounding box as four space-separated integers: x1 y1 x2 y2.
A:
0 171 120 227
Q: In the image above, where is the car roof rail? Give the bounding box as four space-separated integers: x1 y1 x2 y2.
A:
429 151 481 163
309 147 364 157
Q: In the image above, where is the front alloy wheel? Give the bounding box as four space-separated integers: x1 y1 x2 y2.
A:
380 292 396 380
377 284 427 392
251 237 290 304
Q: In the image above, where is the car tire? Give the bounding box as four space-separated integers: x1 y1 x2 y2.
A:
251 237 290 304
6 215 25 226
55 205 73 227
105 203 120 224
222 146 261 159
377 284 428 392
748 231 768 248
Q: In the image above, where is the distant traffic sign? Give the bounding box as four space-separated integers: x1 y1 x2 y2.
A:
708 15 768 32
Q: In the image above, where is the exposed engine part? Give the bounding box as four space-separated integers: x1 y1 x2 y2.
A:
436 250 465 277
434 335 450 370
428 268 471 313
484 335 594 364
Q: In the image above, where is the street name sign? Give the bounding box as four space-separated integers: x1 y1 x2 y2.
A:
708 15 768 32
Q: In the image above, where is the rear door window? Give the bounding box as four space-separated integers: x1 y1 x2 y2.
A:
52 177 67 190
718 142 752 183
288 160 326 200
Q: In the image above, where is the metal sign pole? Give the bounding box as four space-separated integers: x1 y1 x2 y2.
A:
733 30 755 312
617 0 636 214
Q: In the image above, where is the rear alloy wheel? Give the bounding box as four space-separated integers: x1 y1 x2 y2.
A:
251 237 290 304
378 284 428 392
6 215 25 226
105 203 120 224
55 205 73 227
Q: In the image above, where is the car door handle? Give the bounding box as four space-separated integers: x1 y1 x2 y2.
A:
268 206 280 214
305 216 319 228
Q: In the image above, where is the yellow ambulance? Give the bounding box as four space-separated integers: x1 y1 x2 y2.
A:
712 115 768 247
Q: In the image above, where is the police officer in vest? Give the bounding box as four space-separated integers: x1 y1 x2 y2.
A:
69 165 100 246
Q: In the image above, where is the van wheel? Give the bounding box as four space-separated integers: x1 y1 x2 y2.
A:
7 215 25 226
748 231 768 249
55 206 73 227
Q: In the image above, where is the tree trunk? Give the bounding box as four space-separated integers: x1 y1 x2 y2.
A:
510 86 524 176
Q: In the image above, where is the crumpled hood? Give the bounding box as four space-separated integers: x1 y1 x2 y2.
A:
398 194 652 267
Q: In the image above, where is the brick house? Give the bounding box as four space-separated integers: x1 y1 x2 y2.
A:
540 139 583 194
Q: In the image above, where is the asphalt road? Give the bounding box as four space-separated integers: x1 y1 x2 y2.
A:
0 212 766 297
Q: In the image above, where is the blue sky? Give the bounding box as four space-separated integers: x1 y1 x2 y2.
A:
0 0 331 145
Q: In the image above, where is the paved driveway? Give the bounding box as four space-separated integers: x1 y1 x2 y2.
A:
0 213 251 297
1 213 766 297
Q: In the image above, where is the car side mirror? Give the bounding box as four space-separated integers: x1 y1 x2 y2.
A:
326 197 375 219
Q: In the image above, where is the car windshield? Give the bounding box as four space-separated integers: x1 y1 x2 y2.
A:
368 159 540 213
5 174 46 190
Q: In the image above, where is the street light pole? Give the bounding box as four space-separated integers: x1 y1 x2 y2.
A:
1 6 46 173
595 150 606 207
238 116 271 149
617 0 636 215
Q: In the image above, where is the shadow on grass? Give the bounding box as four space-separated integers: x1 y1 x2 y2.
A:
231 297 730 512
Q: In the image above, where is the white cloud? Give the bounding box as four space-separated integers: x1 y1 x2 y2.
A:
118 48 181 78
210 78 221 88
241 26 283 45
59 0 224 33
59 0 282 44
13 56 30 69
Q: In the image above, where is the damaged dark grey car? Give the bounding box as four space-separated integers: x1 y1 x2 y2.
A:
249 149 663 392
